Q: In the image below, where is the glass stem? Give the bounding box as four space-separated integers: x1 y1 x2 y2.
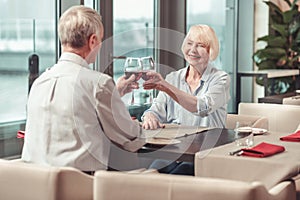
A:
149 91 153 104
130 90 135 105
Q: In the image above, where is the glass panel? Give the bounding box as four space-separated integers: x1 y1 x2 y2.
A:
0 0 55 158
0 1 55 123
187 0 237 113
113 0 154 113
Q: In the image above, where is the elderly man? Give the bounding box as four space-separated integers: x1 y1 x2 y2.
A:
21 5 144 173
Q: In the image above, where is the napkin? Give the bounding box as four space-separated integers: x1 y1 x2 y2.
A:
241 142 285 158
280 130 300 142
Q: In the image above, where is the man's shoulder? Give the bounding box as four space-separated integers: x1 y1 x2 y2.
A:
80 68 113 87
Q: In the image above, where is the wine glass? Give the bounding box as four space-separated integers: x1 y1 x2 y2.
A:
141 56 155 80
234 121 254 147
124 57 142 105
141 56 155 104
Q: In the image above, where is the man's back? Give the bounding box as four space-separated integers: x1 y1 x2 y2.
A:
22 53 110 171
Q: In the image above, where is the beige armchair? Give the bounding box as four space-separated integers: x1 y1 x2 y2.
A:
283 96 300 105
93 170 296 200
293 124 300 200
226 113 268 130
238 103 300 133
0 159 93 200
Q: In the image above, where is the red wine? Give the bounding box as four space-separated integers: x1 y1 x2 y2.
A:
125 71 150 81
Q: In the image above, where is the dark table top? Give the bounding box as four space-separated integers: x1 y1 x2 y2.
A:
138 128 236 162
258 92 297 104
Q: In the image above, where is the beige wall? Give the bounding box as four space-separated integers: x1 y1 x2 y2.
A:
253 0 269 101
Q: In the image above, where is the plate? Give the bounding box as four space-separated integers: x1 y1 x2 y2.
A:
236 127 252 133
146 138 181 146
252 128 267 135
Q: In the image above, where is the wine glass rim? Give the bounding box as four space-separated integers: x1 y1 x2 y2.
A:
140 56 153 60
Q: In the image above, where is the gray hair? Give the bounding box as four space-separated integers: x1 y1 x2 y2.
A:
58 5 103 48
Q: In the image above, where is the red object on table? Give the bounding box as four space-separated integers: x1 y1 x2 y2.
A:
17 130 25 139
241 142 285 158
280 130 300 142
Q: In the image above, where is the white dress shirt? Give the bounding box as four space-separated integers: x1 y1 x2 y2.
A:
22 52 145 171
143 63 231 128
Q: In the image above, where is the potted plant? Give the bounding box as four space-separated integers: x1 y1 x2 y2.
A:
253 0 300 95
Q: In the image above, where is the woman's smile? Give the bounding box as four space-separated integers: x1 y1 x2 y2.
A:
188 54 201 59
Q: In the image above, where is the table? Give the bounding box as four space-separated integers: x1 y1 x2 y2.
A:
258 92 298 104
236 69 299 109
138 128 236 162
108 127 236 171
194 131 300 189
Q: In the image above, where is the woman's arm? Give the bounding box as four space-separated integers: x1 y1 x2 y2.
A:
143 71 198 112
143 71 230 115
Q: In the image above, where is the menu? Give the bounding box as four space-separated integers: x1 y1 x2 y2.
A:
143 124 210 139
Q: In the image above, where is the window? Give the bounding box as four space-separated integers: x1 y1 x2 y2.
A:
113 0 155 107
187 0 237 112
0 0 56 158
0 0 56 123
0 0 254 159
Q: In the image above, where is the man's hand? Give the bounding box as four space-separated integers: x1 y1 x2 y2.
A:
116 74 139 97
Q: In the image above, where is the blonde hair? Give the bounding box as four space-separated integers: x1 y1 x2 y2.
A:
181 24 219 61
58 5 103 48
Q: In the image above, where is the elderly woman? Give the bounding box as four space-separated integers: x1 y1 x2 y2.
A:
22 5 144 174
142 24 231 175
142 24 230 129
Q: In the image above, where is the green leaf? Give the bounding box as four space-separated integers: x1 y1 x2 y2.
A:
289 15 300 34
255 76 264 86
277 55 288 66
271 24 288 37
291 42 300 52
296 31 300 42
283 9 299 23
291 54 300 62
255 60 277 70
260 47 286 59
257 35 287 47
264 1 283 15
265 1 284 24
291 55 300 69
257 35 269 43
253 50 266 64
284 0 292 7
290 0 299 9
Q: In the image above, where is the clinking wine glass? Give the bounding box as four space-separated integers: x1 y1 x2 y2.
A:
124 57 143 105
141 56 155 104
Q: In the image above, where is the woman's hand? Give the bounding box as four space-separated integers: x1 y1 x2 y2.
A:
143 71 166 92
142 112 165 130
116 74 139 97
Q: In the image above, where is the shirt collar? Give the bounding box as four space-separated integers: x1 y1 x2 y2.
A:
59 52 90 69
180 63 213 83
201 62 213 82
180 67 189 82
